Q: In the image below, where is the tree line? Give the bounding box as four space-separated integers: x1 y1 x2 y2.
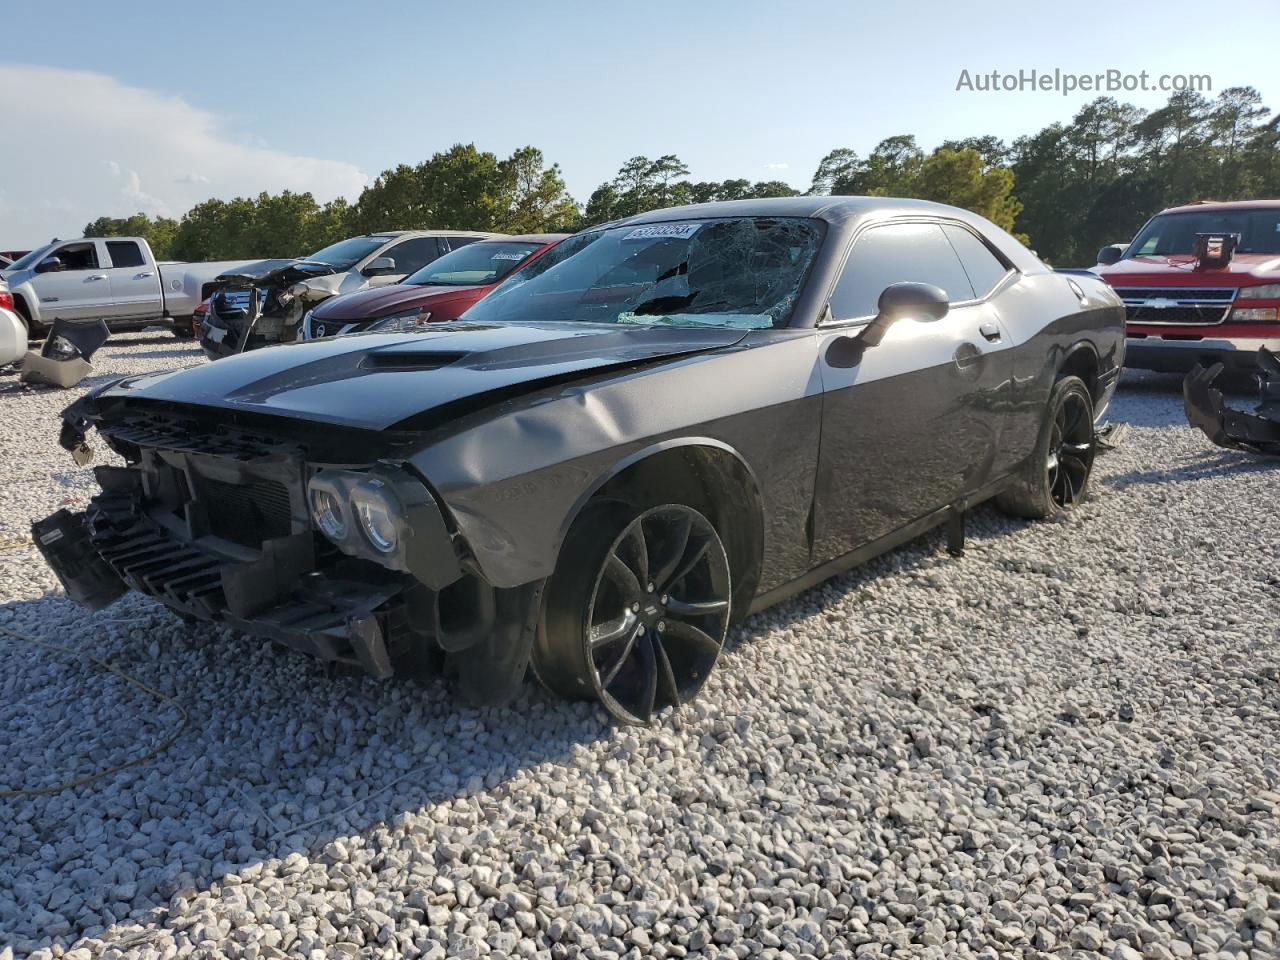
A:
84 87 1280 267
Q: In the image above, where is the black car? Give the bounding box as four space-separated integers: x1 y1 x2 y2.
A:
37 198 1124 724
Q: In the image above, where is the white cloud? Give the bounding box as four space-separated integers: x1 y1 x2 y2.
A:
0 64 369 248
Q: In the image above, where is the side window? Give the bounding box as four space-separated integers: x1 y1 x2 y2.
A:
829 222 975 321
53 241 99 271
941 225 1010 299
106 241 146 269
384 237 441 275
446 236 482 252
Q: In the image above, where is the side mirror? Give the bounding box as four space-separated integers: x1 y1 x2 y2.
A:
35 256 63 274
857 281 949 348
1096 244 1124 266
362 256 397 277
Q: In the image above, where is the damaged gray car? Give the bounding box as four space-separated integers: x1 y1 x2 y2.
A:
34 198 1124 723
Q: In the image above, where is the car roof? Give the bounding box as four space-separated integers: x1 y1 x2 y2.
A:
369 230 505 240
611 195 987 228
595 195 1047 276
476 233 572 244
1158 199 1280 215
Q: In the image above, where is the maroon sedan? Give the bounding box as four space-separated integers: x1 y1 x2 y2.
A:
300 234 570 339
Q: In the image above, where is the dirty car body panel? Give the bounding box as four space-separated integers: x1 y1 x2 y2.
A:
39 197 1123 710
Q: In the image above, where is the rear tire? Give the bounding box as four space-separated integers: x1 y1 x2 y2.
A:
171 318 195 340
996 375 1096 519
532 499 732 724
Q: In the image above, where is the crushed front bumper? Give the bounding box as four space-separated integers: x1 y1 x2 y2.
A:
1183 348 1280 455
35 467 411 677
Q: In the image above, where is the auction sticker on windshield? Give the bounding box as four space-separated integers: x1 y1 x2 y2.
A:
622 224 702 241
491 252 528 260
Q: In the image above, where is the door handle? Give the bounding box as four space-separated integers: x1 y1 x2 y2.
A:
979 321 1002 343
134 272 154 279
86 274 107 281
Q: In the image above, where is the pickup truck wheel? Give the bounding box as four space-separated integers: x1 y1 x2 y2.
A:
533 502 732 724
997 375 1096 519
170 319 195 340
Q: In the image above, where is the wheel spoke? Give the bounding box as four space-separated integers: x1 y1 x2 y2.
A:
621 522 649 587
589 614 634 649
662 618 724 659
604 552 642 603
665 596 731 618
653 635 680 708
1061 441 1092 455
650 512 692 590
1065 397 1086 438
599 622 644 687
662 536 711 593
635 630 658 721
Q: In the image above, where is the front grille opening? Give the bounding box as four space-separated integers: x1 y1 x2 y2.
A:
199 476 293 547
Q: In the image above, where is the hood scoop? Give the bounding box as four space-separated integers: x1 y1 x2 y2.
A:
360 351 466 371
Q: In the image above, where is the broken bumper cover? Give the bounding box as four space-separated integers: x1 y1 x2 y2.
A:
35 477 408 678
1183 348 1280 455
32 459 546 704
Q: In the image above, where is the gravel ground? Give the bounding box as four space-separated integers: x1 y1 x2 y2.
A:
1 335 1278 960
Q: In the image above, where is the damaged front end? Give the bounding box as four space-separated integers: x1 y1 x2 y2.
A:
36 395 544 704
1183 347 1280 455
201 260 339 359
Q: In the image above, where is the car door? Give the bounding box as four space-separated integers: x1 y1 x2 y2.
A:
369 236 443 286
103 240 163 319
29 240 114 320
811 220 1014 563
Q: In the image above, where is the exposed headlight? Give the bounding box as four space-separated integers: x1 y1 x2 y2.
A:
368 309 432 332
1230 307 1278 322
353 480 399 553
306 467 461 588
310 487 347 540
1238 284 1280 300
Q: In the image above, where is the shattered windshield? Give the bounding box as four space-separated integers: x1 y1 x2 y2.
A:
1129 210 1280 257
404 241 544 287
461 217 824 330
305 236 390 268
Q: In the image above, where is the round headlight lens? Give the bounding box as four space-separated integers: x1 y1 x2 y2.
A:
354 489 399 553
311 488 347 540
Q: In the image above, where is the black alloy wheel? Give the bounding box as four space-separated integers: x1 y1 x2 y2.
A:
1047 389 1094 508
535 503 732 724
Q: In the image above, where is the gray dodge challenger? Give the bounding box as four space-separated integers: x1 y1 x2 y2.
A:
36 198 1125 723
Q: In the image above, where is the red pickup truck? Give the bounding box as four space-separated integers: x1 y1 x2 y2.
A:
1094 199 1280 373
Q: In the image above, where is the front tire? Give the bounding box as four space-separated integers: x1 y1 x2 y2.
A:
532 502 732 724
997 375 1096 519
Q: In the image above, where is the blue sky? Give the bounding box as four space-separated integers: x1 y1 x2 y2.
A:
2 0 1278 247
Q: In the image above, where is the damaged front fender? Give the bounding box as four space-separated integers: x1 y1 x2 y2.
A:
1183 348 1280 455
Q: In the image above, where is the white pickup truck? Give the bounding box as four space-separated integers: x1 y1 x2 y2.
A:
0 237 254 340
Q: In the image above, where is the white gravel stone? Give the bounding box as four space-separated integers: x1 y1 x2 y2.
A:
1 344 1279 958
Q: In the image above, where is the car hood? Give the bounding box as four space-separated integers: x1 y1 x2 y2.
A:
217 258 341 284
98 321 749 431
1099 252 1280 284
312 283 485 321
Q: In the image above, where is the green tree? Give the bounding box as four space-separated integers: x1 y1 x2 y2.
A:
83 213 179 260
496 146 579 233
914 148 1022 232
